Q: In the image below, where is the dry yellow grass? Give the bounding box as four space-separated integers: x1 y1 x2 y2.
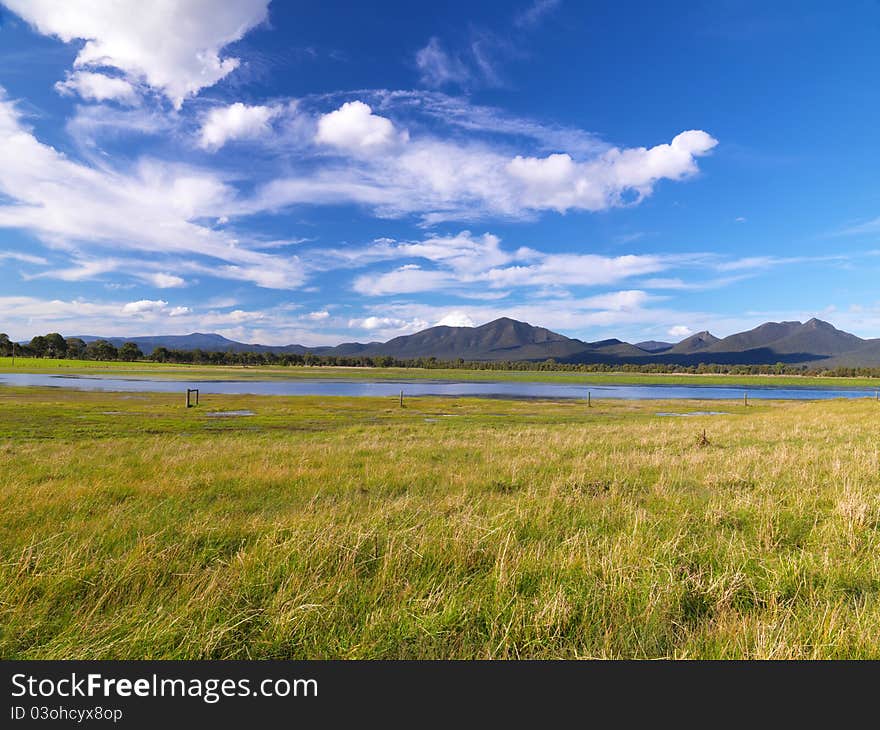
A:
2 388 880 658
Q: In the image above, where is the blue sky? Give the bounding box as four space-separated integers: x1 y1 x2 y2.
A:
1 0 879 345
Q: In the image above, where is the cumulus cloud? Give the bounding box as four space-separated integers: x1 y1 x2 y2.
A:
254 104 718 221
121 299 189 317
668 325 693 338
1 0 269 107
315 101 404 151
506 130 718 211
55 71 138 105
435 311 476 327
199 102 280 150
347 315 430 337
147 273 187 289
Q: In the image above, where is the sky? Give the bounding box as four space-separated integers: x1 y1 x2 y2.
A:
1 0 880 346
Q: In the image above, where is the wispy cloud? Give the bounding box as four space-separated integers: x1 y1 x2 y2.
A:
514 0 561 28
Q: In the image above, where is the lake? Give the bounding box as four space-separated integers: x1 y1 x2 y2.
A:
1 372 878 400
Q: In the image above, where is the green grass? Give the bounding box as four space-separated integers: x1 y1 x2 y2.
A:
3 386 880 658
2 355 880 387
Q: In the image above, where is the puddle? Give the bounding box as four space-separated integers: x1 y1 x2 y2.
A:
205 410 256 418
656 411 729 417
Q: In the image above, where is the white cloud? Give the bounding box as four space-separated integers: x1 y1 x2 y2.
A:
0 91 305 290
347 315 430 337
147 273 187 289
354 265 453 296
305 310 330 321
1 0 269 107
435 311 476 327
255 110 717 221
580 290 652 311
30 259 120 282
345 230 670 297
483 254 667 289
0 295 363 345
315 101 404 151
122 299 170 315
0 251 48 265
416 38 473 88
506 130 718 212
199 102 280 151
514 0 561 28
359 296 702 341
668 325 694 338
55 71 138 105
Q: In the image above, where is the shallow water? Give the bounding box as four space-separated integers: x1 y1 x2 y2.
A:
2 371 879 401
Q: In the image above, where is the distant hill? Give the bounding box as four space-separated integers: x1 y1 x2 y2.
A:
73 317 880 366
667 331 720 354
635 340 673 353
355 317 590 361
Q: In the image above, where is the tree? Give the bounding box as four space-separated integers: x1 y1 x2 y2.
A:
85 339 118 361
44 332 67 358
0 333 10 357
151 347 170 363
29 335 48 357
65 337 86 359
118 342 143 361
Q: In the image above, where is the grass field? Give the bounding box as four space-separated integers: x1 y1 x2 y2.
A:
3 385 880 658
2 355 880 388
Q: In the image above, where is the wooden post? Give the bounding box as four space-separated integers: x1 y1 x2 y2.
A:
744 392 748 407
400 390 404 407
587 390 591 407
195 389 199 406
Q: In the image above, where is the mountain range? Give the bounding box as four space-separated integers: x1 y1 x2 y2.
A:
73 316 880 367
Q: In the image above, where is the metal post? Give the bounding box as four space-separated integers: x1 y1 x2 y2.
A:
588 390 591 407
400 390 404 407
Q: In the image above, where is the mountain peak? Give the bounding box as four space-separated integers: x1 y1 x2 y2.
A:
803 317 833 329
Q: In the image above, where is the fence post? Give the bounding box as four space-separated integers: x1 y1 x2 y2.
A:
400 390 404 407
587 390 591 407
744 392 748 407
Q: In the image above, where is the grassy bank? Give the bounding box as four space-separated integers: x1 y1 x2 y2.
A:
3 387 880 658
2 355 880 387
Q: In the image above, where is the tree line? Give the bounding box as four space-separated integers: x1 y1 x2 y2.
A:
3 331 880 379
0 333 143 361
